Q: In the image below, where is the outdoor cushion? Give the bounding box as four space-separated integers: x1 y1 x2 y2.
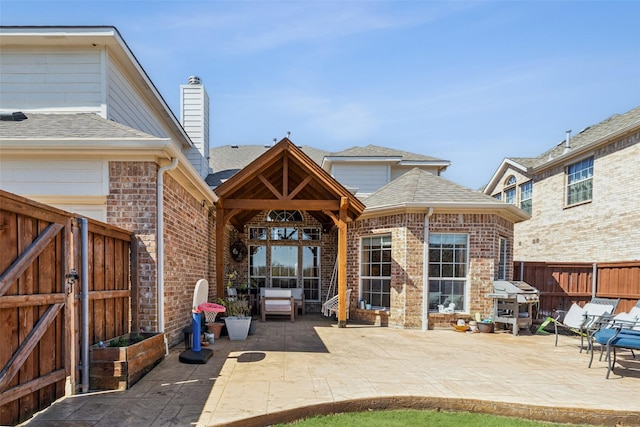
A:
562 303 586 328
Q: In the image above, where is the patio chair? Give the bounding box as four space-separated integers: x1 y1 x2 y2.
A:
261 288 295 322
542 297 620 350
588 301 640 368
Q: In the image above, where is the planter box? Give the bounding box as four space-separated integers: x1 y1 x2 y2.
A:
89 332 165 391
224 317 251 340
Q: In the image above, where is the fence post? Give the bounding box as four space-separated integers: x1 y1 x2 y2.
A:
592 263 597 299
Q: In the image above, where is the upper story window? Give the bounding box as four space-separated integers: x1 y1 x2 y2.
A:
267 210 303 222
504 175 516 205
566 157 594 206
519 181 532 215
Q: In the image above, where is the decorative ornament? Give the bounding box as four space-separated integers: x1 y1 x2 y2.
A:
229 240 248 262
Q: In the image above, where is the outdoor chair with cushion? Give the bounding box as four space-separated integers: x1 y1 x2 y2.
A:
588 301 640 369
539 297 620 350
261 288 295 322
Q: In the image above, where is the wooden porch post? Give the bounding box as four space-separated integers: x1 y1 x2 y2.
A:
215 205 225 299
338 197 348 328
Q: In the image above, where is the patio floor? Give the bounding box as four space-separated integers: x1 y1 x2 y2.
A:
20 315 640 427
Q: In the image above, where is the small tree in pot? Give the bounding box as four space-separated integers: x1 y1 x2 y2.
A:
220 272 252 340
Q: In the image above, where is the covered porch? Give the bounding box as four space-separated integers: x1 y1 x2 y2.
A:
213 138 365 326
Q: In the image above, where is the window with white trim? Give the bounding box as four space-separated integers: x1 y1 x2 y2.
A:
519 181 532 214
360 235 392 309
504 175 516 205
428 234 468 312
566 157 593 205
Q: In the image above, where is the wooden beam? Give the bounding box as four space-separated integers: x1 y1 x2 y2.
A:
258 174 283 199
287 175 313 200
224 199 340 210
0 369 66 406
337 196 348 328
224 208 242 225
215 206 226 299
283 155 289 198
0 222 64 297
322 209 340 226
0 293 65 308
0 303 63 392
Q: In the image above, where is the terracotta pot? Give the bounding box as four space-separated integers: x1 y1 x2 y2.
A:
207 322 224 339
478 322 494 333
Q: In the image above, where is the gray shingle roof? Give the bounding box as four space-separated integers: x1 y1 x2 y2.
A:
327 144 446 162
0 112 159 140
364 168 506 209
506 106 640 170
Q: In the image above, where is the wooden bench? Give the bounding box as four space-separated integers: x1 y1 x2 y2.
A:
261 289 295 322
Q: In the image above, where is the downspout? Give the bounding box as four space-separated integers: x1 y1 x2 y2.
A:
422 207 434 331
157 157 178 355
80 218 89 393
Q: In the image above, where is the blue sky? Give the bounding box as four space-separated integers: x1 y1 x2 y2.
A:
2 1 639 189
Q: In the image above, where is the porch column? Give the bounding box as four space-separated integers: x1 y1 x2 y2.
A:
215 204 225 299
338 197 348 328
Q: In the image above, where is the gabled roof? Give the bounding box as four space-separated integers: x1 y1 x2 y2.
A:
214 138 365 231
363 168 529 223
484 106 640 194
321 144 450 171
207 144 328 187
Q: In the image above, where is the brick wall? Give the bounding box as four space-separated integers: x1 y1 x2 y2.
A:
349 212 514 329
107 162 216 346
511 130 640 262
107 161 158 332
162 173 215 345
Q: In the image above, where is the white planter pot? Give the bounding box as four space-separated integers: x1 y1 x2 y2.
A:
224 316 251 340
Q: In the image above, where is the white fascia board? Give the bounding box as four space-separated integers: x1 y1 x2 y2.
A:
483 158 529 195
399 160 450 167
324 156 402 163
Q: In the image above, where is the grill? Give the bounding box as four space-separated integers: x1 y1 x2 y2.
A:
486 280 540 335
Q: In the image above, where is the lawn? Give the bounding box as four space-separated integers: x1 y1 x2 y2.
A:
278 409 595 427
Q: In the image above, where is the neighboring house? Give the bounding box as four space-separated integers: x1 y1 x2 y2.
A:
0 26 216 345
1 25 530 338
483 106 640 263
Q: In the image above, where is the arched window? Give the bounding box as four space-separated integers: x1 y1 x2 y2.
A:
504 175 516 205
267 210 303 222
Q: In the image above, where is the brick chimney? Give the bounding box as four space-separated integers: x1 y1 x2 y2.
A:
180 76 210 178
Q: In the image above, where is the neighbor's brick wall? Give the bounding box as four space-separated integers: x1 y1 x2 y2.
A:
162 173 215 346
107 162 158 333
350 212 514 329
512 130 640 262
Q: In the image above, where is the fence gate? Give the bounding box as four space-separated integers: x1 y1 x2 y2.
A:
0 190 133 426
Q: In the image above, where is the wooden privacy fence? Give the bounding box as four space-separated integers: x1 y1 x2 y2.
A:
0 190 134 426
514 261 640 317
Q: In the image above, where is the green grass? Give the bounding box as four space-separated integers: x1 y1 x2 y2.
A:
278 409 595 427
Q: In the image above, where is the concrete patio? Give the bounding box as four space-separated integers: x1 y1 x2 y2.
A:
20 315 640 427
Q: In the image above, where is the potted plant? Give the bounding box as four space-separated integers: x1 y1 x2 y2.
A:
220 272 252 340
475 312 494 333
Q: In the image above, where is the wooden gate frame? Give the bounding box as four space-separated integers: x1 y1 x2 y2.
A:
0 190 134 425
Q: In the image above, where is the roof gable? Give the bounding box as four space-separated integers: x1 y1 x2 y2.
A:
214 138 365 230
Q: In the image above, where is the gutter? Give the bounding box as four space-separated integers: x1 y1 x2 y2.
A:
422 207 434 332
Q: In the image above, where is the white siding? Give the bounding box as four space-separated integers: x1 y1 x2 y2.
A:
0 48 102 111
332 163 389 195
180 84 210 178
0 159 108 197
106 52 169 138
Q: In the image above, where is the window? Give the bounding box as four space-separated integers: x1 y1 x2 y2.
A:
267 210 303 222
566 157 593 205
504 175 516 205
428 234 468 312
248 245 267 288
360 235 392 308
271 246 298 288
497 237 508 280
302 246 320 301
519 181 532 214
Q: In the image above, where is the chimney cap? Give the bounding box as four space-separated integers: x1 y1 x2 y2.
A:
188 76 202 85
